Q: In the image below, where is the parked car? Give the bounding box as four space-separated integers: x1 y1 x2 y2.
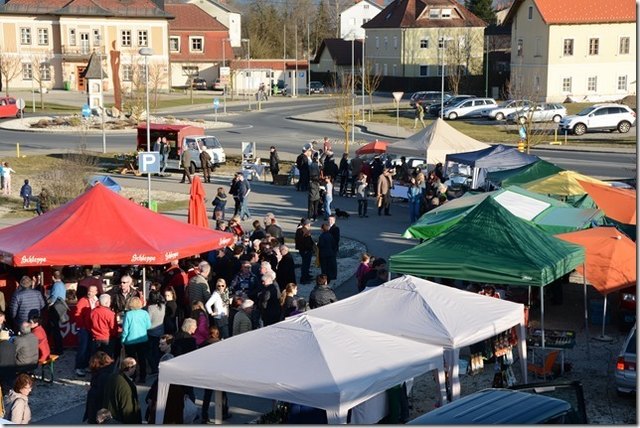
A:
189 78 208 90
213 79 225 91
307 81 325 94
559 103 636 136
481 99 532 120
506 103 567 124
615 323 636 395
409 91 451 108
272 80 288 96
0 96 22 119
442 97 497 120
618 286 636 330
428 95 475 117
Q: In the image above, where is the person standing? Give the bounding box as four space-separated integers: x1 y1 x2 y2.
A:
179 147 192 184
212 187 227 220
4 373 34 424
229 173 241 217
295 220 315 284
159 137 170 174
9 276 45 330
276 245 296 290
307 178 321 221
103 357 142 424
199 149 212 183
187 261 212 306
407 177 423 224
269 146 280 183
323 176 334 219
19 179 32 209
237 173 251 221
256 271 281 327
308 275 337 309
337 153 350 197
46 270 66 355
370 156 384 196
83 351 115 424
232 299 254 336
74 284 99 377
0 330 17 393
145 290 165 375
204 279 230 339
328 215 340 251
377 168 393 216
296 146 311 191
356 172 369 217
2 162 15 196
91 294 117 357
413 101 426 129
317 224 337 282
350 154 363 196
121 297 151 384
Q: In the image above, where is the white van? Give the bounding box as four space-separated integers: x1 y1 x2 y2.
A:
178 135 226 171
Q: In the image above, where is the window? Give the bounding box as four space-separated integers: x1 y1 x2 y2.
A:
40 63 51 81
138 30 148 47
37 28 49 45
619 37 630 54
383 36 388 48
383 63 387 75
535 38 541 56
563 39 573 56
20 28 31 45
190 37 204 52
589 38 599 55
587 76 597 91
617 75 627 91
516 39 523 56
182 65 199 76
69 29 76 46
169 36 180 52
375 36 379 49
121 30 131 47
393 36 398 49
419 65 428 76
528 6 533 20
93 29 101 45
562 77 572 92
122 64 133 81
429 9 440 18
22 63 32 80
420 38 429 49
534 75 540 92
441 9 451 18
392 64 397 76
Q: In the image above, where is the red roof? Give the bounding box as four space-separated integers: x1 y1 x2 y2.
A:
2 0 170 17
165 3 228 31
0 184 234 266
231 59 308 70
363 0 486 29
505 0 635 25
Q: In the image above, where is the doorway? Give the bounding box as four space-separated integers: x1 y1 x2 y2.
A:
76 65 86 92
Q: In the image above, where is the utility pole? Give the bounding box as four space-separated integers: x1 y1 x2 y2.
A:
307 22 310 96
99 50 106 153
361 36 365 124
294 24 298 98
283 25 286 94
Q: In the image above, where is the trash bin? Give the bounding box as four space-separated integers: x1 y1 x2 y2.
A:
63 81 71 91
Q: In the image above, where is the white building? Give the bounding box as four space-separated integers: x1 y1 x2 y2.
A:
340 0 383 40
187 0 241 47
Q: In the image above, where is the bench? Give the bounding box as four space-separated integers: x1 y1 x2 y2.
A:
40 354 60 383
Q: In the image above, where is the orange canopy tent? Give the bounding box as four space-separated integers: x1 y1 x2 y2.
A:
578 180 636 225
188 176 210 229
556 227 636 338
356 140 388 155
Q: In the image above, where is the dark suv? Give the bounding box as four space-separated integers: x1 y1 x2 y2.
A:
307 81 325 94
409 91 451 108
189 78 208 90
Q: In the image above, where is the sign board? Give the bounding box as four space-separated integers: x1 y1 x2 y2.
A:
220 67 231 85
16 98 25 110
213 98 220 109
138 151 160 174
392 92 404 103
519 125 527 139
82 104 91 118
299 72 304 78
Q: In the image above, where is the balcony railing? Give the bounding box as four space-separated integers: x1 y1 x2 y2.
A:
61 45 105 59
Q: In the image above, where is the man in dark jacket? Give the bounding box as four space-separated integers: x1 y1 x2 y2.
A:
295 221 315 284
309 275 337 309
264 213 284 245
0 329 16 393
103 357 142 424
14 322 39 373
317 223 337 281
180 148 192 184
307 179 321 221
199 150 212 183
9 276 45 329
269 146 280 183
276 245 296 291
257 271 281 327
338 153 350 196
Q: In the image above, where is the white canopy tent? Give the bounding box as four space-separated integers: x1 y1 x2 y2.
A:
308 275 528 400
155 314 447 424
389 118 490 167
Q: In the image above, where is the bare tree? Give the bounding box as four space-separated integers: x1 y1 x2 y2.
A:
440 27 483 94
331 74 355 154
30 54 52 109
121 53 145 122
181 63 200 104
148 62 167 109
0 52 22 96
361 60 382 121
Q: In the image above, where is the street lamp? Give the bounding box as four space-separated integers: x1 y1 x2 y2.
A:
361 35 366 125
351 35 355 146
222 38 230 114
99 50 106 154
439 36 445 119
139 47 153 209
241 38 251 111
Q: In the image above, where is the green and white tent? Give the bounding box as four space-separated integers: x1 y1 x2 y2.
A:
486 159 564 188
404 186 604 239
392 197 586 287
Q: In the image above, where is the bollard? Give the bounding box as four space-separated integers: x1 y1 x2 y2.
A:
16 143 20 158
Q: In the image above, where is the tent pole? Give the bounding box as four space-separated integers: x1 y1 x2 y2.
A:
601 294 607 338
142 267 148 303
528 286 531 306
214 390 223 424
540 285 545 348
583 264 591 356
517 322 528 384
451 349 461 400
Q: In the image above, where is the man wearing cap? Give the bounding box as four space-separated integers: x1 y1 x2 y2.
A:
233 299 254 336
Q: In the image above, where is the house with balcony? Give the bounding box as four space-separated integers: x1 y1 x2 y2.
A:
186 0 241 48
362 0 486 93
504 0 636 102
165 2 231 89
0 0 172 94
340 0 384 41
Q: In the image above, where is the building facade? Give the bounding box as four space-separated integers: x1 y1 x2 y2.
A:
504 0 636 102
186 0 241 48
340 0 383 41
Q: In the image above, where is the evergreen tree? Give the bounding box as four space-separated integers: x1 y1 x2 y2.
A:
311 0 335 57
465 0 496 25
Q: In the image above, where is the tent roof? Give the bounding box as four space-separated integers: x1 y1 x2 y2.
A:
404 186 585 239
389 118 489 165
309 275 524 349
556 227 636 294
157 314 444 422
486 159 564 187
391 198 585 286
522 170 610 196
578 180 636 225
0 184 234 266
444 144 510 166
89 175 121 192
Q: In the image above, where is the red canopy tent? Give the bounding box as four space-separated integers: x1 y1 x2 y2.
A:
0 183 234 267
578 180 636 225
356 140 388 155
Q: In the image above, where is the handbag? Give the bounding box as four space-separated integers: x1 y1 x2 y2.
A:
53 298 70 324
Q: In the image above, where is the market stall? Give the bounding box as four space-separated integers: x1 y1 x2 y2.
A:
156 314 447 424
308 275 528 400
486 159 564 189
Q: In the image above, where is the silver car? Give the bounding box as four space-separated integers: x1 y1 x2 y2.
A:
506 103 567 124
615 323 636 395
481 99 532 120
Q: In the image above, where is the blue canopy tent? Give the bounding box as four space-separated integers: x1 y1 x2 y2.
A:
89 175 122 192
444 144 539 189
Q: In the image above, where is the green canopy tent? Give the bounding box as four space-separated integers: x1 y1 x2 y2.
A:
391 198 586 346
486 159 564 188
404 186 603 239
